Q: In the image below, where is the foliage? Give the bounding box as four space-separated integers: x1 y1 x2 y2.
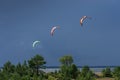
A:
77 66 96 80
0 54 47 80
28 54 46 76
69 64 79 79
81 66 90 77
0 54 112 80
59 55 78 80
2 61 15 74
102 67 112 77
113 66 120 80
48 75 57 80
0 72 9 80
59 55 73 66
9 72 21 80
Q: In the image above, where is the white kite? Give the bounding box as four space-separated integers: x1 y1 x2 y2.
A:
32 41 40 48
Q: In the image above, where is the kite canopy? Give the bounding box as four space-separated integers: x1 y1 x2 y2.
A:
50 26 60 36
32 41 40 48
80 16 91 26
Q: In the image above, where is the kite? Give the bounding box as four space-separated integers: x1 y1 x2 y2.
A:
50 26 60 36
32 41 40 48
80 16 91 26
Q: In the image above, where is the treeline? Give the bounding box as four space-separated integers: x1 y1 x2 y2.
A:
0 54 120 80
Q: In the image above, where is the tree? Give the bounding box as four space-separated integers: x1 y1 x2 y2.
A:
81 66 90 77
15 61 29 77
28 54 46 76
9 72 21 80
16 62 22 76
59 55 78 80
0 72 9 80
59 55 73 66
48 75 56 80
3 61 15 74
77 66 96 80
113 66 120 80
1 61 16 79
102 67 112 77
70 64 78 79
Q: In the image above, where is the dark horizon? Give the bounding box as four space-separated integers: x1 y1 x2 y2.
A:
0 65 119 69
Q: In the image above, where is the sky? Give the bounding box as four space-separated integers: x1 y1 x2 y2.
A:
0 0 120 67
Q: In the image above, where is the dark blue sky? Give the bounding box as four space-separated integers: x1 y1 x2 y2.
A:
0 0 120 66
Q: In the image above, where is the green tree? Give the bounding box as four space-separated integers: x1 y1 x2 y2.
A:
102 67 112 77
0 72 9 80
22 60 30 75
59 55 78 80
70 64 78 79
59 55 73 66
81 66 90 77
9 72 21 80
77 66 96 80
48 75 56 80
15 61 29 77
113 66 120 80
28 54 46 76
0 61 16 80
16 62 23 76
3 61 15 74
